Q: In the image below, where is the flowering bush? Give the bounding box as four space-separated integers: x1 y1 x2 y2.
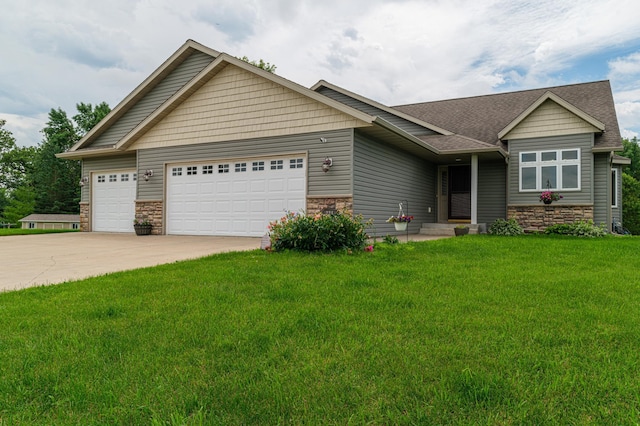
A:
268 210 371 252
539 191 563 203
133 218 151 226
386 215 414 223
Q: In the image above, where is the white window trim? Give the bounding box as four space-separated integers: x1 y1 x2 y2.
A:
612 168 618 208
519 148 581 192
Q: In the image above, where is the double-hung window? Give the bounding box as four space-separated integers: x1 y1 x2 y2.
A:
519 149 580 191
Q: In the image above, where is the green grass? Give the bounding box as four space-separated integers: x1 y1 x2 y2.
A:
1 235 639 424
0 228 78 236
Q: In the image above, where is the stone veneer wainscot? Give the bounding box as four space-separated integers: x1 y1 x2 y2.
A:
507 204 594 232
306 197 353 215
135 201 163 235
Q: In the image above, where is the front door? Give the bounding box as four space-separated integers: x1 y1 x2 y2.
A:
438 165 471 222
449 165 471 220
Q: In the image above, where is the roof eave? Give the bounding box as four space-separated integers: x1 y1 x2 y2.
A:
56 146 123 159
593 146 624 153
313 80 454 136
372 117 441 155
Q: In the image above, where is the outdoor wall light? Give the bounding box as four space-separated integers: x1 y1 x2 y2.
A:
322 157 333 173
320 137 327 143
143 170 154 181
79 176 89 187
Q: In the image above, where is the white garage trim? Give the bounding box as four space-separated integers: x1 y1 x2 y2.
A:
166 155 306 236
92 170 137 232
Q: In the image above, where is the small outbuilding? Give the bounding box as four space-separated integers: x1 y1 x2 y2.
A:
19 214 81 230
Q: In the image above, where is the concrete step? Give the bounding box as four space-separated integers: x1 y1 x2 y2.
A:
418 223 485 236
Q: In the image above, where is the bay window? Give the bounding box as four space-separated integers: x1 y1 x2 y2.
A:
519 148 580 191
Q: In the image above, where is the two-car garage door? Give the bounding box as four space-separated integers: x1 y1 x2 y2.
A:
166 156 306 236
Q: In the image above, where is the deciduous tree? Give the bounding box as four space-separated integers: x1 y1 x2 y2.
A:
32 103 111 214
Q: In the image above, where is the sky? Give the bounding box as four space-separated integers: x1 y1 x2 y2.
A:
1 0 640 147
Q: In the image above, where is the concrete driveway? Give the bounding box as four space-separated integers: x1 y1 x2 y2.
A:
1 232 261 292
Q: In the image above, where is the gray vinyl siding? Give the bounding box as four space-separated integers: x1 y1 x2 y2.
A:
478 161 507 224
137 129 354 200
613 165 623 225
593 153 609 227
89 52 214 148
353 131 435 235
317 86 436 137
508 134 593 205
81 155 137 202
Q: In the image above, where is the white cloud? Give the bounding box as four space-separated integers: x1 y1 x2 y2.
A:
0 113 47 147
1 0 640 145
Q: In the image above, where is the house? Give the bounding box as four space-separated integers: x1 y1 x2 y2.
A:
19 214 80 230
58 39 626 236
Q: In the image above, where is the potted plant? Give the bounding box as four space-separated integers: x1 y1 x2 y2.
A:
454 224 470 236
386 214 414 231
539 190 563 205
133 218 153 236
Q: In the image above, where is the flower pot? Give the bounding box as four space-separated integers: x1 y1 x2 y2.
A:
543 199 552 205
454 227 469 236
394 222 408 231
134 224 152 236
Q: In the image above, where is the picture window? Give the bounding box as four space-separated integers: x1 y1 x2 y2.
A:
519 149 580 191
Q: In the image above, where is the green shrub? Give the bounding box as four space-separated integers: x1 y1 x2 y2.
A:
544 220 607 237
488 218 524 236
383 234 400 244
269 210 370 252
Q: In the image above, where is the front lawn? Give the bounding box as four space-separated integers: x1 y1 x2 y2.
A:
1 235 639 424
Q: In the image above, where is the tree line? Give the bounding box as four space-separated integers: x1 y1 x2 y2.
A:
0 102 110 225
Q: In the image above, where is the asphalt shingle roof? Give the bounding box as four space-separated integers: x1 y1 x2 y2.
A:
393 80 621 151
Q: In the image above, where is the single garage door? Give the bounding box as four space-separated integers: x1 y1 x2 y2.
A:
167 156 306 236
92 171 136 232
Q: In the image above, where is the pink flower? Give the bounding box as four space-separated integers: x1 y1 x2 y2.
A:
365 245 374 252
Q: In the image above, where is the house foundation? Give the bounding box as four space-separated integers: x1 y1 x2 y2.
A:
508 204 594 232
135 200 163 235
306 196 353 215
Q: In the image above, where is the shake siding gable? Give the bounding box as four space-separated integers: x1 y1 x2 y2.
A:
129 65 369 150
89 52 214 148
504 99 601 140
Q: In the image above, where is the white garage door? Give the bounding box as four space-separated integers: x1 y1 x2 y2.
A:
92 171 136 232
167 156 306 236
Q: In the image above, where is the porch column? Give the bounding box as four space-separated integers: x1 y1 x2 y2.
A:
471 154 478 225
